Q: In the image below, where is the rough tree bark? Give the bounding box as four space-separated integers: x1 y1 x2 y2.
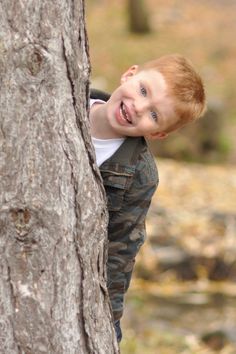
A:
0 1 118 353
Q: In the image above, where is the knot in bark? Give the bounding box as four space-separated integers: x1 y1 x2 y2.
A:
28 50 43 76
11 208 31 238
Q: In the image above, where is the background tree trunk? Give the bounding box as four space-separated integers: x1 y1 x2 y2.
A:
0 1 118 353
127 0 151 34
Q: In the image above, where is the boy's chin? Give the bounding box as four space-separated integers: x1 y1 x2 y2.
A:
145 132 168 140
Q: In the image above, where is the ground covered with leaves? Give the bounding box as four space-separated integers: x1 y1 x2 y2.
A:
121 158 236 354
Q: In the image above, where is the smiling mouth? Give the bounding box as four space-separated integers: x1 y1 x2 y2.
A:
120 102 132 124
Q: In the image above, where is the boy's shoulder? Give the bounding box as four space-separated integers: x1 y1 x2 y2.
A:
101 136 158 186
90 88 111 102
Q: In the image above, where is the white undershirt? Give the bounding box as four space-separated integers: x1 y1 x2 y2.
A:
90 99 125 166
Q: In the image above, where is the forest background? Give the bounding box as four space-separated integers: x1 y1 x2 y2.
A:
86 1 236 353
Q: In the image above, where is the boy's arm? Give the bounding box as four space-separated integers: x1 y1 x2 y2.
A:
105 159 158 322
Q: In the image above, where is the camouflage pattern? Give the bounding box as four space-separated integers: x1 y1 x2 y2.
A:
100 136 159 321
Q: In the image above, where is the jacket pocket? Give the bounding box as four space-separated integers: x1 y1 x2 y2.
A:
100 170 131 211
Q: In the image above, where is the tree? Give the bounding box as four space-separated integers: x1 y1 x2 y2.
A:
127 0 151 34
0 0 119 353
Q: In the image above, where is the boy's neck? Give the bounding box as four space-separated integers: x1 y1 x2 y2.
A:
90 102 125 140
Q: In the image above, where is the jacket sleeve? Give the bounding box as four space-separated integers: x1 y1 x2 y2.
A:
105 159 158 322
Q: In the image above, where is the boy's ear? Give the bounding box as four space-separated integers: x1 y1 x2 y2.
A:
145 131 168 140
121 65 139 83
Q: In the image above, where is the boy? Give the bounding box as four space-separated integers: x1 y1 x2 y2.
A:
89 54 206 342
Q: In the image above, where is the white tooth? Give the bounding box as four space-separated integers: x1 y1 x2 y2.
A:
122 105 128 119
121 105 126 119
120 103 131 123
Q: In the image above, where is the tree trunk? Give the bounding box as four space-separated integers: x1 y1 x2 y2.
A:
127 0 151 34
0 1 118 353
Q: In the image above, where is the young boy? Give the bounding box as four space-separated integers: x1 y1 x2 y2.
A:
89 54 206 342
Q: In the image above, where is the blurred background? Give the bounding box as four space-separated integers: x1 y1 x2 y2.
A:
86 1 236 353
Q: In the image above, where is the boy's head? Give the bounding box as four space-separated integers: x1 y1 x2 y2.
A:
104 54 206 140
137 54 206 135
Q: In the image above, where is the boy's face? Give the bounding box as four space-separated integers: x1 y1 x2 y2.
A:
104 66 178 139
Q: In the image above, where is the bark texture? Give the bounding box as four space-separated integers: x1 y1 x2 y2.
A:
0 1 118 353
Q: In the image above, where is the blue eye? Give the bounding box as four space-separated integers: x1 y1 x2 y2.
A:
150 111 158 122
140 86 147 97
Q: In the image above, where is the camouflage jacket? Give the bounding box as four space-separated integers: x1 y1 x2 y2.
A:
91 90 159 321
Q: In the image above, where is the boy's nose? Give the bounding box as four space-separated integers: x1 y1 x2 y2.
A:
134 99 149 116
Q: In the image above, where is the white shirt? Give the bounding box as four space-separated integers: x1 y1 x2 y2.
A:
90 99 125 166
